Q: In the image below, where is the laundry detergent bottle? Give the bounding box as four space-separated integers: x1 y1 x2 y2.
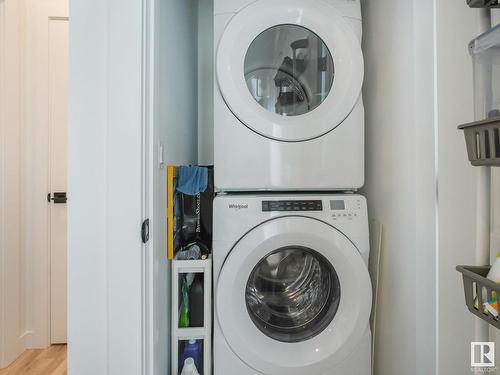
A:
180 358 200 375
180 340 201 372
179 276 191 328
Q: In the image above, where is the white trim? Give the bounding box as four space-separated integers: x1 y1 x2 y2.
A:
432 0 440 372
0 0 7 364
143 0 155 373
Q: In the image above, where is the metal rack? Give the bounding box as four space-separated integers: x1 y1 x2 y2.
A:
456 9 497 348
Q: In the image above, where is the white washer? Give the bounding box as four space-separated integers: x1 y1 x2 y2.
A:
214 0 365 191
213 194 372 375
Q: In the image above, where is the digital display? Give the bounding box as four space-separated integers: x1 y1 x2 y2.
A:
262 200 323 212
330 200 346 210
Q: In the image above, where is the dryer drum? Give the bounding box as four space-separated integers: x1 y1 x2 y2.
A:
244 24 335 117
245 246 341 343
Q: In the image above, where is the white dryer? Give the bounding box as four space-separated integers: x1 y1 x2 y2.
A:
214 0 365 191
213 194 372 375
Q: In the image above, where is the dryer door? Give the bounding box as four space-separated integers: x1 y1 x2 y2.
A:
216 216 372 375
216 0 363 142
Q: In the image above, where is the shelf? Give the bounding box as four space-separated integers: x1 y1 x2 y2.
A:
457 265 500 329
173 259 211 273
172 257 212 375
467 0 500 7
458 117 500 166
175 327 206 339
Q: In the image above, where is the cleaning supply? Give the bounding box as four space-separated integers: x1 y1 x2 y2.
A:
477 253 500 315
176 243 202 261
176 166 208 196
487 252 500 283
489 291 499 312
179 340 202 372
189 274 204 327
180 358 200 375
179 276 190 328
485 291 499 318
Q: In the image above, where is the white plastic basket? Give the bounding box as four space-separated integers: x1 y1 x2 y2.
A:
458 25 500 166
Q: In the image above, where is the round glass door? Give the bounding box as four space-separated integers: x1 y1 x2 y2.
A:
244 25 335 117
246 246 340 343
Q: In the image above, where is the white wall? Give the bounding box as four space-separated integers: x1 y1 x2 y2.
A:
0 0 26 367
435 2 479 373
364 1 492 374
160 0 198 166
362 1 421 373
197 0 214 165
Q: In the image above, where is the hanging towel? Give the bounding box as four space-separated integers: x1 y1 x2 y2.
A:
176 166 208 196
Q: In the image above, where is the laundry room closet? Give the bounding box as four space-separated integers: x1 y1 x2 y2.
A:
153 0 214 374
69 1 370 374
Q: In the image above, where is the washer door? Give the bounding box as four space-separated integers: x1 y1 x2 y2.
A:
216 217 372 375
217 0 363 142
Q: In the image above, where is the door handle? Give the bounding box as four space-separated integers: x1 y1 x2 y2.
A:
47 192 67 204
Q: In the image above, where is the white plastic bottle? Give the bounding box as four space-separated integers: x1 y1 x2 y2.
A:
487 252 500 283
180 358 200 375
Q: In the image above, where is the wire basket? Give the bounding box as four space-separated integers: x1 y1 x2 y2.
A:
456 265 500 329
458 117 500 166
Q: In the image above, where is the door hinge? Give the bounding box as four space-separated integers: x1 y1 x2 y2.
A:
141 219 150 244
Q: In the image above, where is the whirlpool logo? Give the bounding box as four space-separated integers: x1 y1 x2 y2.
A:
228 203 249 210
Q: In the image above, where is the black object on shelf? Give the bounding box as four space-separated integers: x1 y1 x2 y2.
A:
458 116 500 166
175 166 214 254
467 0 500 7
189 274 204 328
457 265 500 329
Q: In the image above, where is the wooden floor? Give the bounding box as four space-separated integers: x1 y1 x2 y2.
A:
0 345 66 375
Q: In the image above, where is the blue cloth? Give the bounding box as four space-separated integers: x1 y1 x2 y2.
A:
176 166 208 195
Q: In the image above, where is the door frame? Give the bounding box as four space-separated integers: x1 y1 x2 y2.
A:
23 0 69 349
0 0 26 367
47 15 69 345
67 0 155 373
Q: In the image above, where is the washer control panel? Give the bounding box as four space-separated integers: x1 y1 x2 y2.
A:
262 200 323 212
330 197 363 220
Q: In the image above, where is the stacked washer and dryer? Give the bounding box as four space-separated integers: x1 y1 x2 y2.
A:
212 1 372 374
